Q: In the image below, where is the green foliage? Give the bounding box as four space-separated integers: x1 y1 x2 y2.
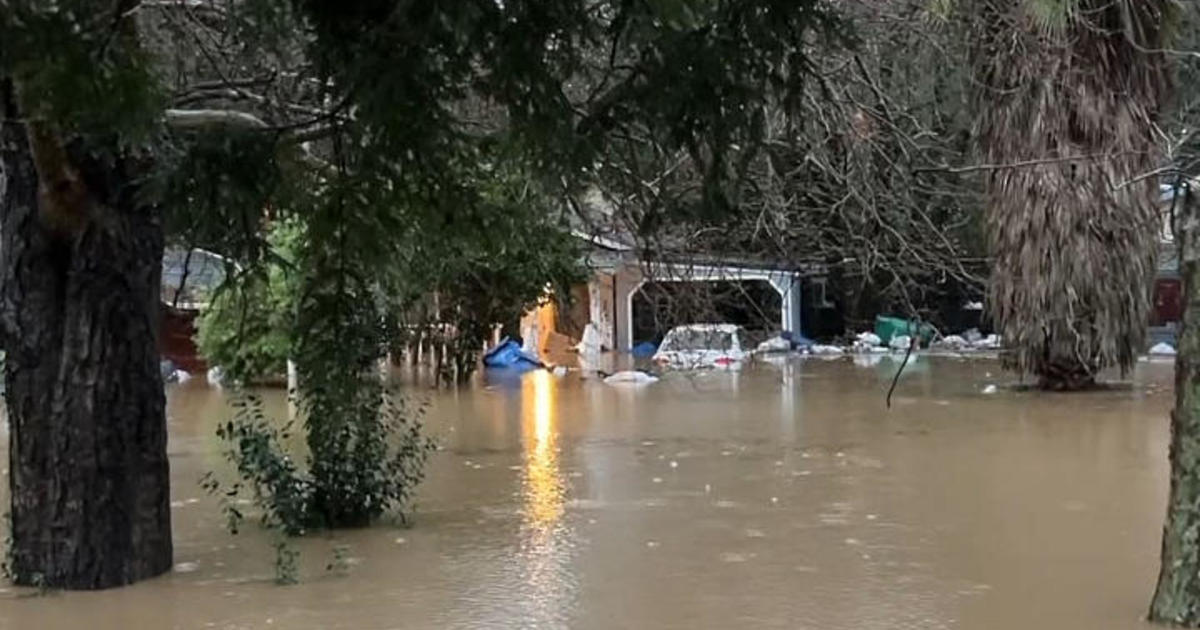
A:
196 219 302 384
203 395 309 535
202 388 434 579
272 537 299 585
292 0 849 225
160 129 296 262
290 170 441 527
393 155 586 381
8 0 858 585
325 544 352 576
0 1 164 145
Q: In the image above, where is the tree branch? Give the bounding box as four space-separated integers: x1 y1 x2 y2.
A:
173 87 339 120
135 0 225 17
913 152 1143 175
23 120 90 236
165 108 271 129
164 108 336 143
164 108 337 172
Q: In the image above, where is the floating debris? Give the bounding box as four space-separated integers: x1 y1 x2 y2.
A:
1150 342 1177 356
604 370 659 385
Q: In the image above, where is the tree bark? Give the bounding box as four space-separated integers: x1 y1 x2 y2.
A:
1152 186 1200 624
1036 359 1097 392
1 90 172 589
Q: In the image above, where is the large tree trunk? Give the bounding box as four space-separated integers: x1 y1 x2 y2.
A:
1152 186 1200 624
1 90 172 589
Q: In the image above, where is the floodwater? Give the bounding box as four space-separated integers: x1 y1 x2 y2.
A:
0 355 1180 629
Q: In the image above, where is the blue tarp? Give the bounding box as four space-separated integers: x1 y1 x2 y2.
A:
483 338 542 369
631 341 658 358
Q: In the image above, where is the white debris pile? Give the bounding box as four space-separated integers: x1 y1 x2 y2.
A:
603 370 659 386
932 335 969 351
810 344 845 355
206 365 225 386
756 336 792 353
852 354 886 368
851 331 882 353
973 334 1002 350
1150 342 1177 356
888 334 913 351
856 331 882 346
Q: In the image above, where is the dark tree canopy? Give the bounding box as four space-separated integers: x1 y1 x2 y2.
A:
0 0 855 588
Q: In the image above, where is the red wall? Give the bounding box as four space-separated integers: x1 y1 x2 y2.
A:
160 305 207 373
1153 278 1182 327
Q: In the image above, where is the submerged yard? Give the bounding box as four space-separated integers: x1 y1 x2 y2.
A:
0 356 1176 629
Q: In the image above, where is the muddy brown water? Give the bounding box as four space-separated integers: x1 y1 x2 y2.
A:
0 355 1179 629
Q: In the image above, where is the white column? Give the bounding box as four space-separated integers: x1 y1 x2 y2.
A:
767 272 802 334
614 266 645 351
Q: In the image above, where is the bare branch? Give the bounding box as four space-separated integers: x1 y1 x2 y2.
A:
914 152 1143 175
135 0 225 17
165 108 270 129
164 108 336 171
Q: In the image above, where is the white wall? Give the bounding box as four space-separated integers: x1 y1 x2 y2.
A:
588 273 616 351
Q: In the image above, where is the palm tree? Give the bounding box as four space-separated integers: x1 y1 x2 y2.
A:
971 0 1172 389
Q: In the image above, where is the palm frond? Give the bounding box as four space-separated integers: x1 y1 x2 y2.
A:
973 0 1172 386
1022 0 1081 34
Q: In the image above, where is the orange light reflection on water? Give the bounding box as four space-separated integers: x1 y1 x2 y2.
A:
522 370 564 529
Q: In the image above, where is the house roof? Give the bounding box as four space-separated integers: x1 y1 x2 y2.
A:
161 247 230 307
668 323 741 333
567 186 825 276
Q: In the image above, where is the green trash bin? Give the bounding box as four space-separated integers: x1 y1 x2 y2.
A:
874 316 934 345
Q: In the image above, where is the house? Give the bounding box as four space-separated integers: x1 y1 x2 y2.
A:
1151 180 1195 345
159 247 227 372
520 192 827 361
575 234 821 351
